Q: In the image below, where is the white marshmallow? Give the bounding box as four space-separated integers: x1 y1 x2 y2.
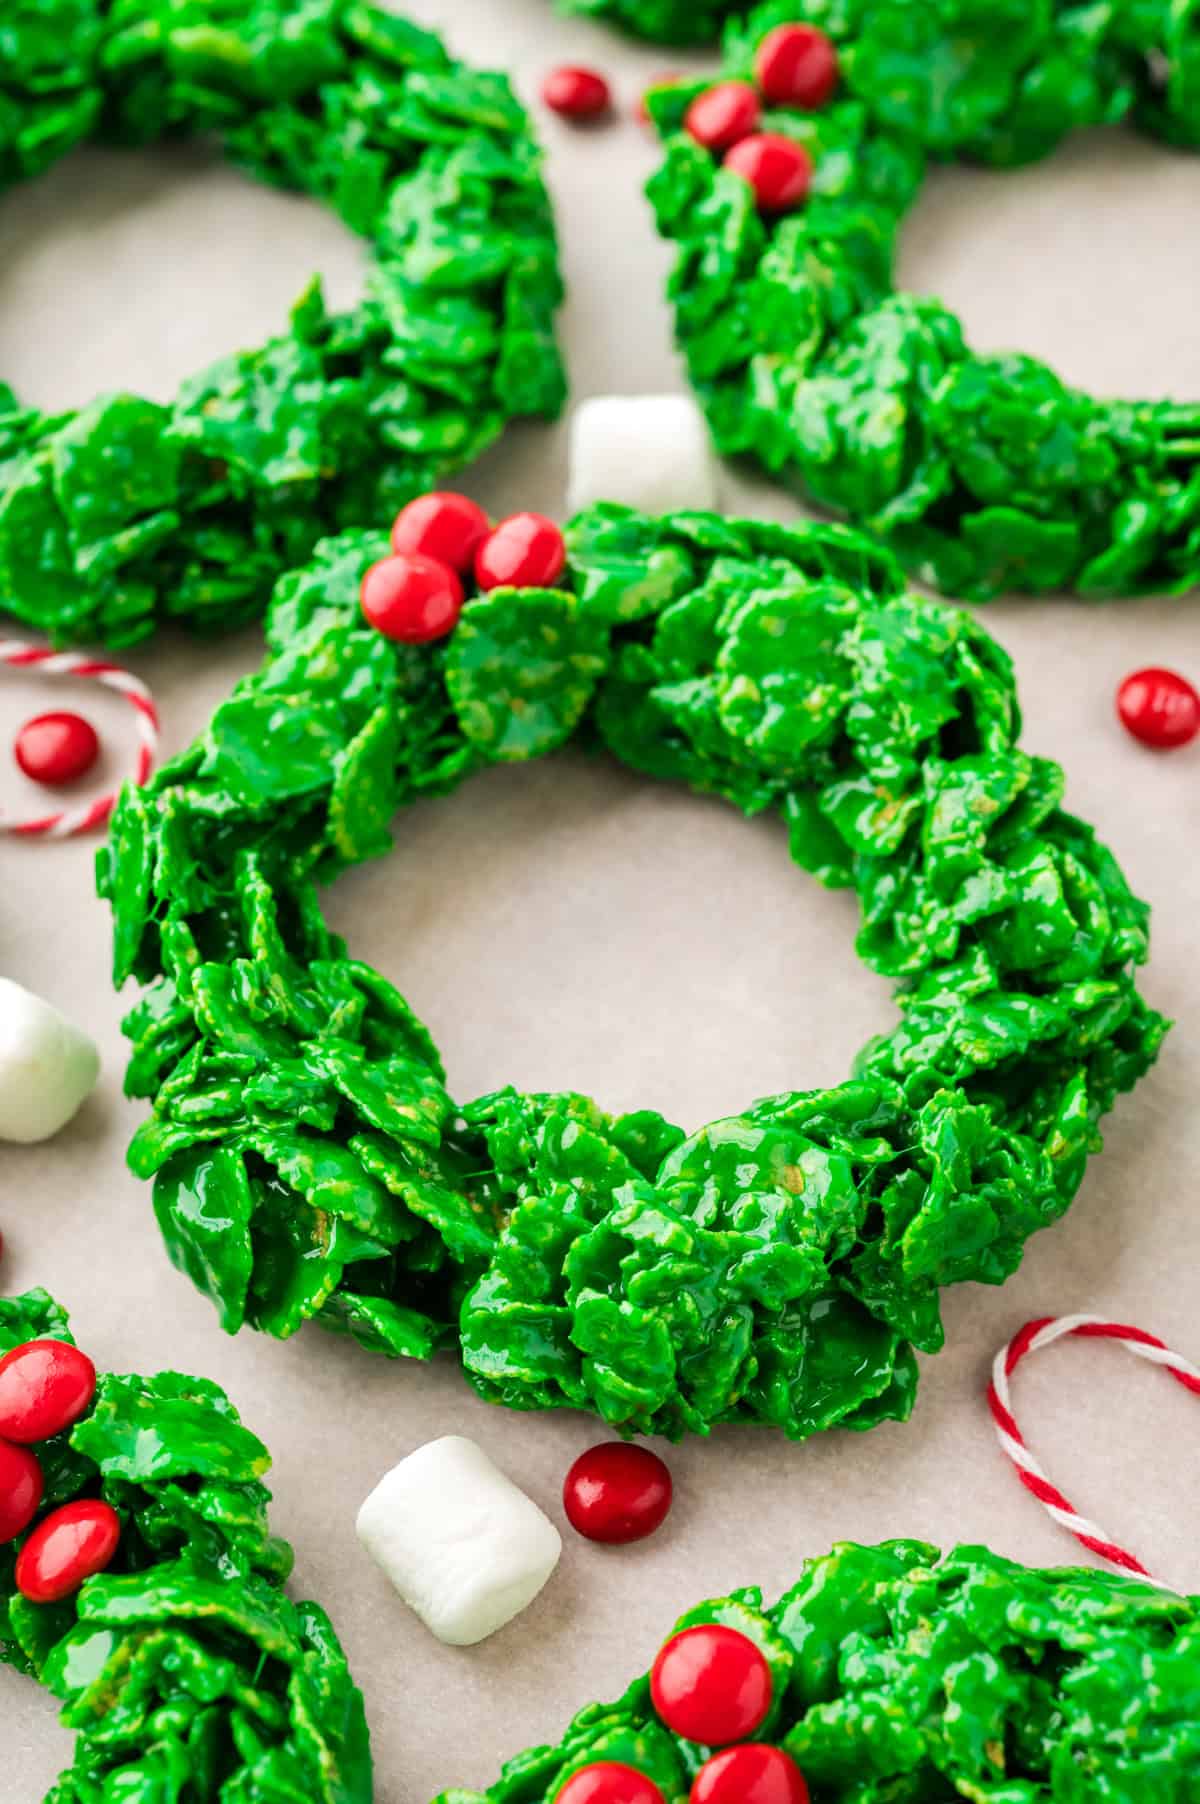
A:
566 393 721 518
0 977 101 1144
356 1435 561 1646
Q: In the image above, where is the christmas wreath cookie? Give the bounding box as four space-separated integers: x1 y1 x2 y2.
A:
99 502 1165 1442
435 1539 1200 1801
645 2 1200 600
0 0 563 647
555 0 744 44
0 1288 371 1802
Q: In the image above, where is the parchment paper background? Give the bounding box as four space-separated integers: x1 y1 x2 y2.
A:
3 3 1200 1797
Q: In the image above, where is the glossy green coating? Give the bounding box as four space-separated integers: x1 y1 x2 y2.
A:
100 506 1166 1441
0 0 563 647
430 1540 1200 1801
0 1289 371 1803
554 0 744 42
646 1 1200 600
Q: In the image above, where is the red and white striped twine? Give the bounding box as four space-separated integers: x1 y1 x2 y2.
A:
989 1313 1200 1588
1 639 159 838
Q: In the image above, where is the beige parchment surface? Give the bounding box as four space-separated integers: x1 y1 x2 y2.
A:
3 3 1200 1798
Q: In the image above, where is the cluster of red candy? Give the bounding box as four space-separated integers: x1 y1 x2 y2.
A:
681 23 838 214
556 1621 809 1804
0 1338 120 1602
359 492 567 644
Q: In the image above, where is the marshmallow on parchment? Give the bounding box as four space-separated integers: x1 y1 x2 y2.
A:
356 1435 561 1646
567 393 721 517
0 977 100 1144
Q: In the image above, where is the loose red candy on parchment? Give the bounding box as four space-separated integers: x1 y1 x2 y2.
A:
0 1339 96 1443
555 1763 666 1804
563 1442 673 1544
475 513 567 591
685 81 761 151
14 711 100 787
390 492 490 574
755 24 840 109
360 553 464 643
690 1745 810 1804
543 66 613 120
1116 666 1200 749
0 1439 44 1543
15 1498 121 1603
651 1623 773 1745
724 133 813 213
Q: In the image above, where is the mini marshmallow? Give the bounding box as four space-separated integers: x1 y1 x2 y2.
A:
356 1435 561 1646
0 977 100 1144
566 393 721 517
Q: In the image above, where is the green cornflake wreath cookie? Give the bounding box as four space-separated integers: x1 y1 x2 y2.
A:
0 1288 372 1804
433 1540 1200 1801
100 505 1165 1443
0 0 563 648
645 2 1200 601
555 0 743 42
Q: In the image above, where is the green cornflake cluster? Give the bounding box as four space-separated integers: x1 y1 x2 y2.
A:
646 1 1200 601
554 0 745 43
432 1540 1200 1802
0 1289 372 1804
100 506 1166 1442
0 0 563 648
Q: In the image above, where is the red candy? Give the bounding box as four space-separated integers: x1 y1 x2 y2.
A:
390 492 490 574
475 513 567 592
1116 666 1200 749
0 1340 97 1444
543 66 613 120
724 134 813 213
14 711 100 787
0 1439 44 1543
15 1498 121 1603
691 1746 809 1804
360 553 464 643
685 81 761 152
555 1764 666 1804
755 24 840 110
651 1624 773 1746
563 1442 673 1545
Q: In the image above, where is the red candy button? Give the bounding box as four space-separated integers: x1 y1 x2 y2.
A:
15 1498 121 1603
755 24 840 109
475 513 567 592
1116 666 1200 749
691 1746 809 1804
0 1440 44 1543
685 81 761 152
543 66 613 120
360 553 464 643
0 1340 97 1444
724 134 813 213
563 1442 673 1545
652 1624 773 1746
555 1763 666 1804
14 711 100 787
390 492 490 574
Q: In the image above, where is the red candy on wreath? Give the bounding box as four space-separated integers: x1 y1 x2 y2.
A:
360 552 464 643
15 1498 122 1603
724 134 813 213
555 1764 666 1804
685 81 761 151
755 24 840 110
475 513 567 592
0 1339 96 1443
389 491 490 574
691 1745 810 1804
651 1623 774 1745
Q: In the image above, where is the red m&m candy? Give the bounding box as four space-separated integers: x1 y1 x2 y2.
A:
724 134 813 214
0 1340 96 1444
755 24 840 110
360 553 464 643
651 1624 773 1746
0 1440 44 1543
555 1763 666 1804
475 513 567 592
15 1498 121 1603
14 712 100 787
390 492 490 574
685 81 761 152
563 1443 673 1545
1116 666 1200 749
691 1745 809 1804
543 65 613 121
